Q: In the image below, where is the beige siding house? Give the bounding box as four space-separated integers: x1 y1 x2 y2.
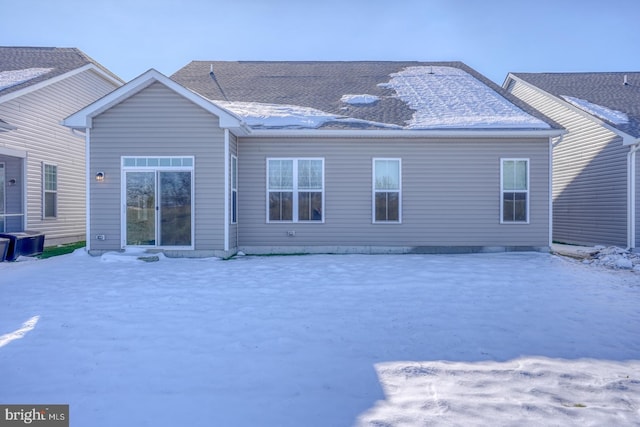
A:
504 73 640 250
0 47 122 246
65 62 562 257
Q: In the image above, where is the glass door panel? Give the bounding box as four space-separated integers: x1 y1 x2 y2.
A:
126 171 156 245
159 171 192 246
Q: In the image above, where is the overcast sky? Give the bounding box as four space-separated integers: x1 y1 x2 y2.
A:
3 0 638 84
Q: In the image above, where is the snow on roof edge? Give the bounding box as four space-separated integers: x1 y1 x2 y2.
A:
561 96 630 125
0 68 54 92
205 65 552 131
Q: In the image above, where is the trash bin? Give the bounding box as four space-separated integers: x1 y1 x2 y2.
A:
0 238 9 262
0 231 45 261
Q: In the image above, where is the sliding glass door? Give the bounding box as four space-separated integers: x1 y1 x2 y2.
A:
124 159 193 248
159 171 192 246
126 171 156 245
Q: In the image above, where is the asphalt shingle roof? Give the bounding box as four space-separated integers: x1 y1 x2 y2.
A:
172 61 558 130
0 46 122 97
511 72 640 138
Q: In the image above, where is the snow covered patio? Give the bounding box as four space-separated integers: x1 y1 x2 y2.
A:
0 251 638 426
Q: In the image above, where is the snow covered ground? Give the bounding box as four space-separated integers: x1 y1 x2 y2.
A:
0 251 638 426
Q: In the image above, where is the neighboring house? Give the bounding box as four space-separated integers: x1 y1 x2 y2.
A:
504 72 640 250
64 61 562 257
0 47 123 246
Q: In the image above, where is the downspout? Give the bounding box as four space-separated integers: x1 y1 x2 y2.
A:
549 134 565 248
224 129 230 253
69 128 91 252
85 128 91 252
628 142 640 251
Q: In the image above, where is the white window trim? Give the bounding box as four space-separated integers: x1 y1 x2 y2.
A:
42 162 58 219
266 158 325 223
372 158 402 224
231 155 238 225
121 156 195 250
500 158 530 224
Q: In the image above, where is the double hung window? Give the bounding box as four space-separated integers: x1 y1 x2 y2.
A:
373 158 401 223
267 158 323 222
43 163 57 218
501 159 529 223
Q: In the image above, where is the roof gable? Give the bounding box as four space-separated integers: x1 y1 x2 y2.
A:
172 61 556 132
0 46 123 100
63 69 246 132
508 72 640 139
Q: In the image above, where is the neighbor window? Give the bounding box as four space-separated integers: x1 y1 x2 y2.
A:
43 163 57 218
267 158 323 222
231 155 238 224
501 159 529 223
373 158 401 223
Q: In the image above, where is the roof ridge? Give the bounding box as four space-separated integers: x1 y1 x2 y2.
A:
69 47 124 84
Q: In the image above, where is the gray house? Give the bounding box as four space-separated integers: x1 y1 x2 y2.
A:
504 72 640 250
0 47 123 246
64 61 562 257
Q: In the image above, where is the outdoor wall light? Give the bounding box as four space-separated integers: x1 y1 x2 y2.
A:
95 172 105 182
8 178 16 186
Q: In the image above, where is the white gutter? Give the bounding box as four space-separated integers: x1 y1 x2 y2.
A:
224 129 230 252
628 142 640 250
249 128 564 139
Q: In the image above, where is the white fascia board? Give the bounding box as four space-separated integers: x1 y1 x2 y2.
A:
248 128 565 139
63 69 245 131
0 146 27 157
0 63 122 106
506 74 637 145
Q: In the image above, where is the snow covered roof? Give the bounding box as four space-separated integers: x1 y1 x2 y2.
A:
0 67 53 91
0 47 123 98
562 96 629 125
172 61 555 131
215 100 400 130
510 72 640 138
380 66 549 129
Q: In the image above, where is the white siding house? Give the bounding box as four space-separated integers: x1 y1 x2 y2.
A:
64 62 563 257
0 47 123 246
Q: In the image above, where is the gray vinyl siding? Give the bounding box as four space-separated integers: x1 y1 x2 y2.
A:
0 69 118 245
238 137 550 251
507 79 628 247
89 82 225 252
229 132 238 251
